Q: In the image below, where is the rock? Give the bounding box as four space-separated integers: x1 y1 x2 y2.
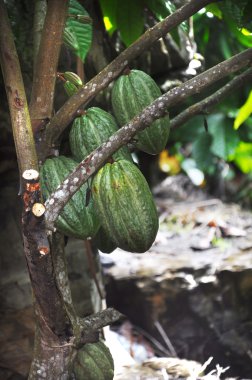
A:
103 196 252 378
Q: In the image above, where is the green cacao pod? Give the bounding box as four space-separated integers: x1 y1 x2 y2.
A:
63 72 83 97
40 156 100 239
111 69 170 155
93 227 117 254
92 160 159 253
73 341 114 380
64 71 83 87
63 80 79 97
69 107 132 162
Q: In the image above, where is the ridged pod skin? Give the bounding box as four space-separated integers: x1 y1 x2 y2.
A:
93 227 117 254
69 107 132 162
92 160 159 253
40 156 100 240
111 69 170 155
63 80 79 97
73 341 114 380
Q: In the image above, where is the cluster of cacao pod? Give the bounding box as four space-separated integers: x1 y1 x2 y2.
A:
41 69 170 253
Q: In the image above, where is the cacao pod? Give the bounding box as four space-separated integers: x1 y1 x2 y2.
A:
63 80 79 97
64 71 83 87
111 69 170 155
92 160 159 253
93 227 117 254
40 156 100 239
69 107 132 163
73 341 114 380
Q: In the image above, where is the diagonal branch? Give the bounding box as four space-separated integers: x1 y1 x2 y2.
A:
76 308 124 345
0 0 38 175
44 0 214 146
170 68 252 129
44 48 252 229
30 0 68 131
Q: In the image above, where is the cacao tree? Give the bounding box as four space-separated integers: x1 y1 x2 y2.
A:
0 0 252 378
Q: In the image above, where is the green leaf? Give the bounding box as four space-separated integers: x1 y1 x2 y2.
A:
220 0 247 28
207 114 240 159
192 133 213 171
64 0 92 62
99 0 117 35
232 142 252 173
205 4 222 19
145 0 188 33
117 0 144 47
234 91 252 130
171 115 205 143
242 2 252 31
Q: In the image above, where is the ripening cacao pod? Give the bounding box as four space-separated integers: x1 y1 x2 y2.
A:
92 160 159 253
40 156 100 239
73 341 114 380
69 107 132 163
111 69 170 155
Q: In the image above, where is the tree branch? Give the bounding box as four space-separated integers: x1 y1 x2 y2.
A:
44 0 214 147
44 48 252 229
30 0 68 130
77 308 124 344
170 68 252 129
0 0 38 175
33 0 47 70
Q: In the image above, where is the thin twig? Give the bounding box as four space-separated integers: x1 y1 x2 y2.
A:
154 320 177 357
170 68 252 130
133 325 173 357
44 49 252 230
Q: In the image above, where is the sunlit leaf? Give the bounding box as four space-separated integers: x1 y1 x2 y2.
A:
158 150 181 174
205 4 222 19
99 0 117 35
64 0 92 62
232 142 252 173
234 91 252 130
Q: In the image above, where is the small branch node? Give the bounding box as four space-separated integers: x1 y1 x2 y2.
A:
22 169 40 181
32 203 46 217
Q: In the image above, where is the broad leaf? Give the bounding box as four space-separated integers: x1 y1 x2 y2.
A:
192 133 213 171
145 0 188 33
234 91 252 130
117 0 144 47
64 0 92 62
207 114 240 159
171 115 205 143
